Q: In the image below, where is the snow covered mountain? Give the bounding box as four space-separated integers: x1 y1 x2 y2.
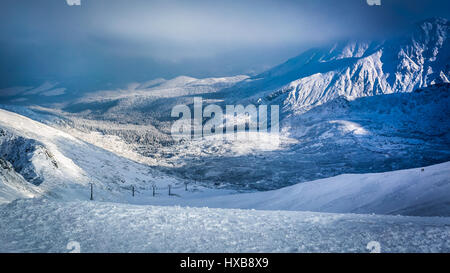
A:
230 18 449 113
2 73 449 192
0 18 448 207
1 78 449 252
111 17 448 190
1 2 449 253
0 109 448 251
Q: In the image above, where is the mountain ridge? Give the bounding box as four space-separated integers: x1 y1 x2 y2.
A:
224 17 450 114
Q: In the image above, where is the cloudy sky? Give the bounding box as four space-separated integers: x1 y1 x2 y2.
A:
0 0 449 89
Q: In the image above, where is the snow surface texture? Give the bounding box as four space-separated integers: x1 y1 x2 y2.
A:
0 198 448 253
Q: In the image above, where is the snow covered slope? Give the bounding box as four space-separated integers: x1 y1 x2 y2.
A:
163 162 450 217
0 158 42 204
0 198 448 253
76 75 249 103
0 108 184 202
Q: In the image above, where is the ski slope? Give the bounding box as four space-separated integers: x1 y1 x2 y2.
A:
0 198 448 253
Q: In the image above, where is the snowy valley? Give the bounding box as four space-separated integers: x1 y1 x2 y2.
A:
0 18 449 253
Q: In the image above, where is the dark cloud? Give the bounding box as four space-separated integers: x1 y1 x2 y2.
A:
0 0 449 88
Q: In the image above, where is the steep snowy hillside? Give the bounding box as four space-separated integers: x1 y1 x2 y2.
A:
0 198 449 253
229 18 449 113
0 109 187 202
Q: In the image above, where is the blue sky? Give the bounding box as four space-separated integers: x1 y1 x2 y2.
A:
0 0 449 89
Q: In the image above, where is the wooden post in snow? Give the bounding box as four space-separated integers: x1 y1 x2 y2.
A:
132 185 135 197
90 183 93 201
